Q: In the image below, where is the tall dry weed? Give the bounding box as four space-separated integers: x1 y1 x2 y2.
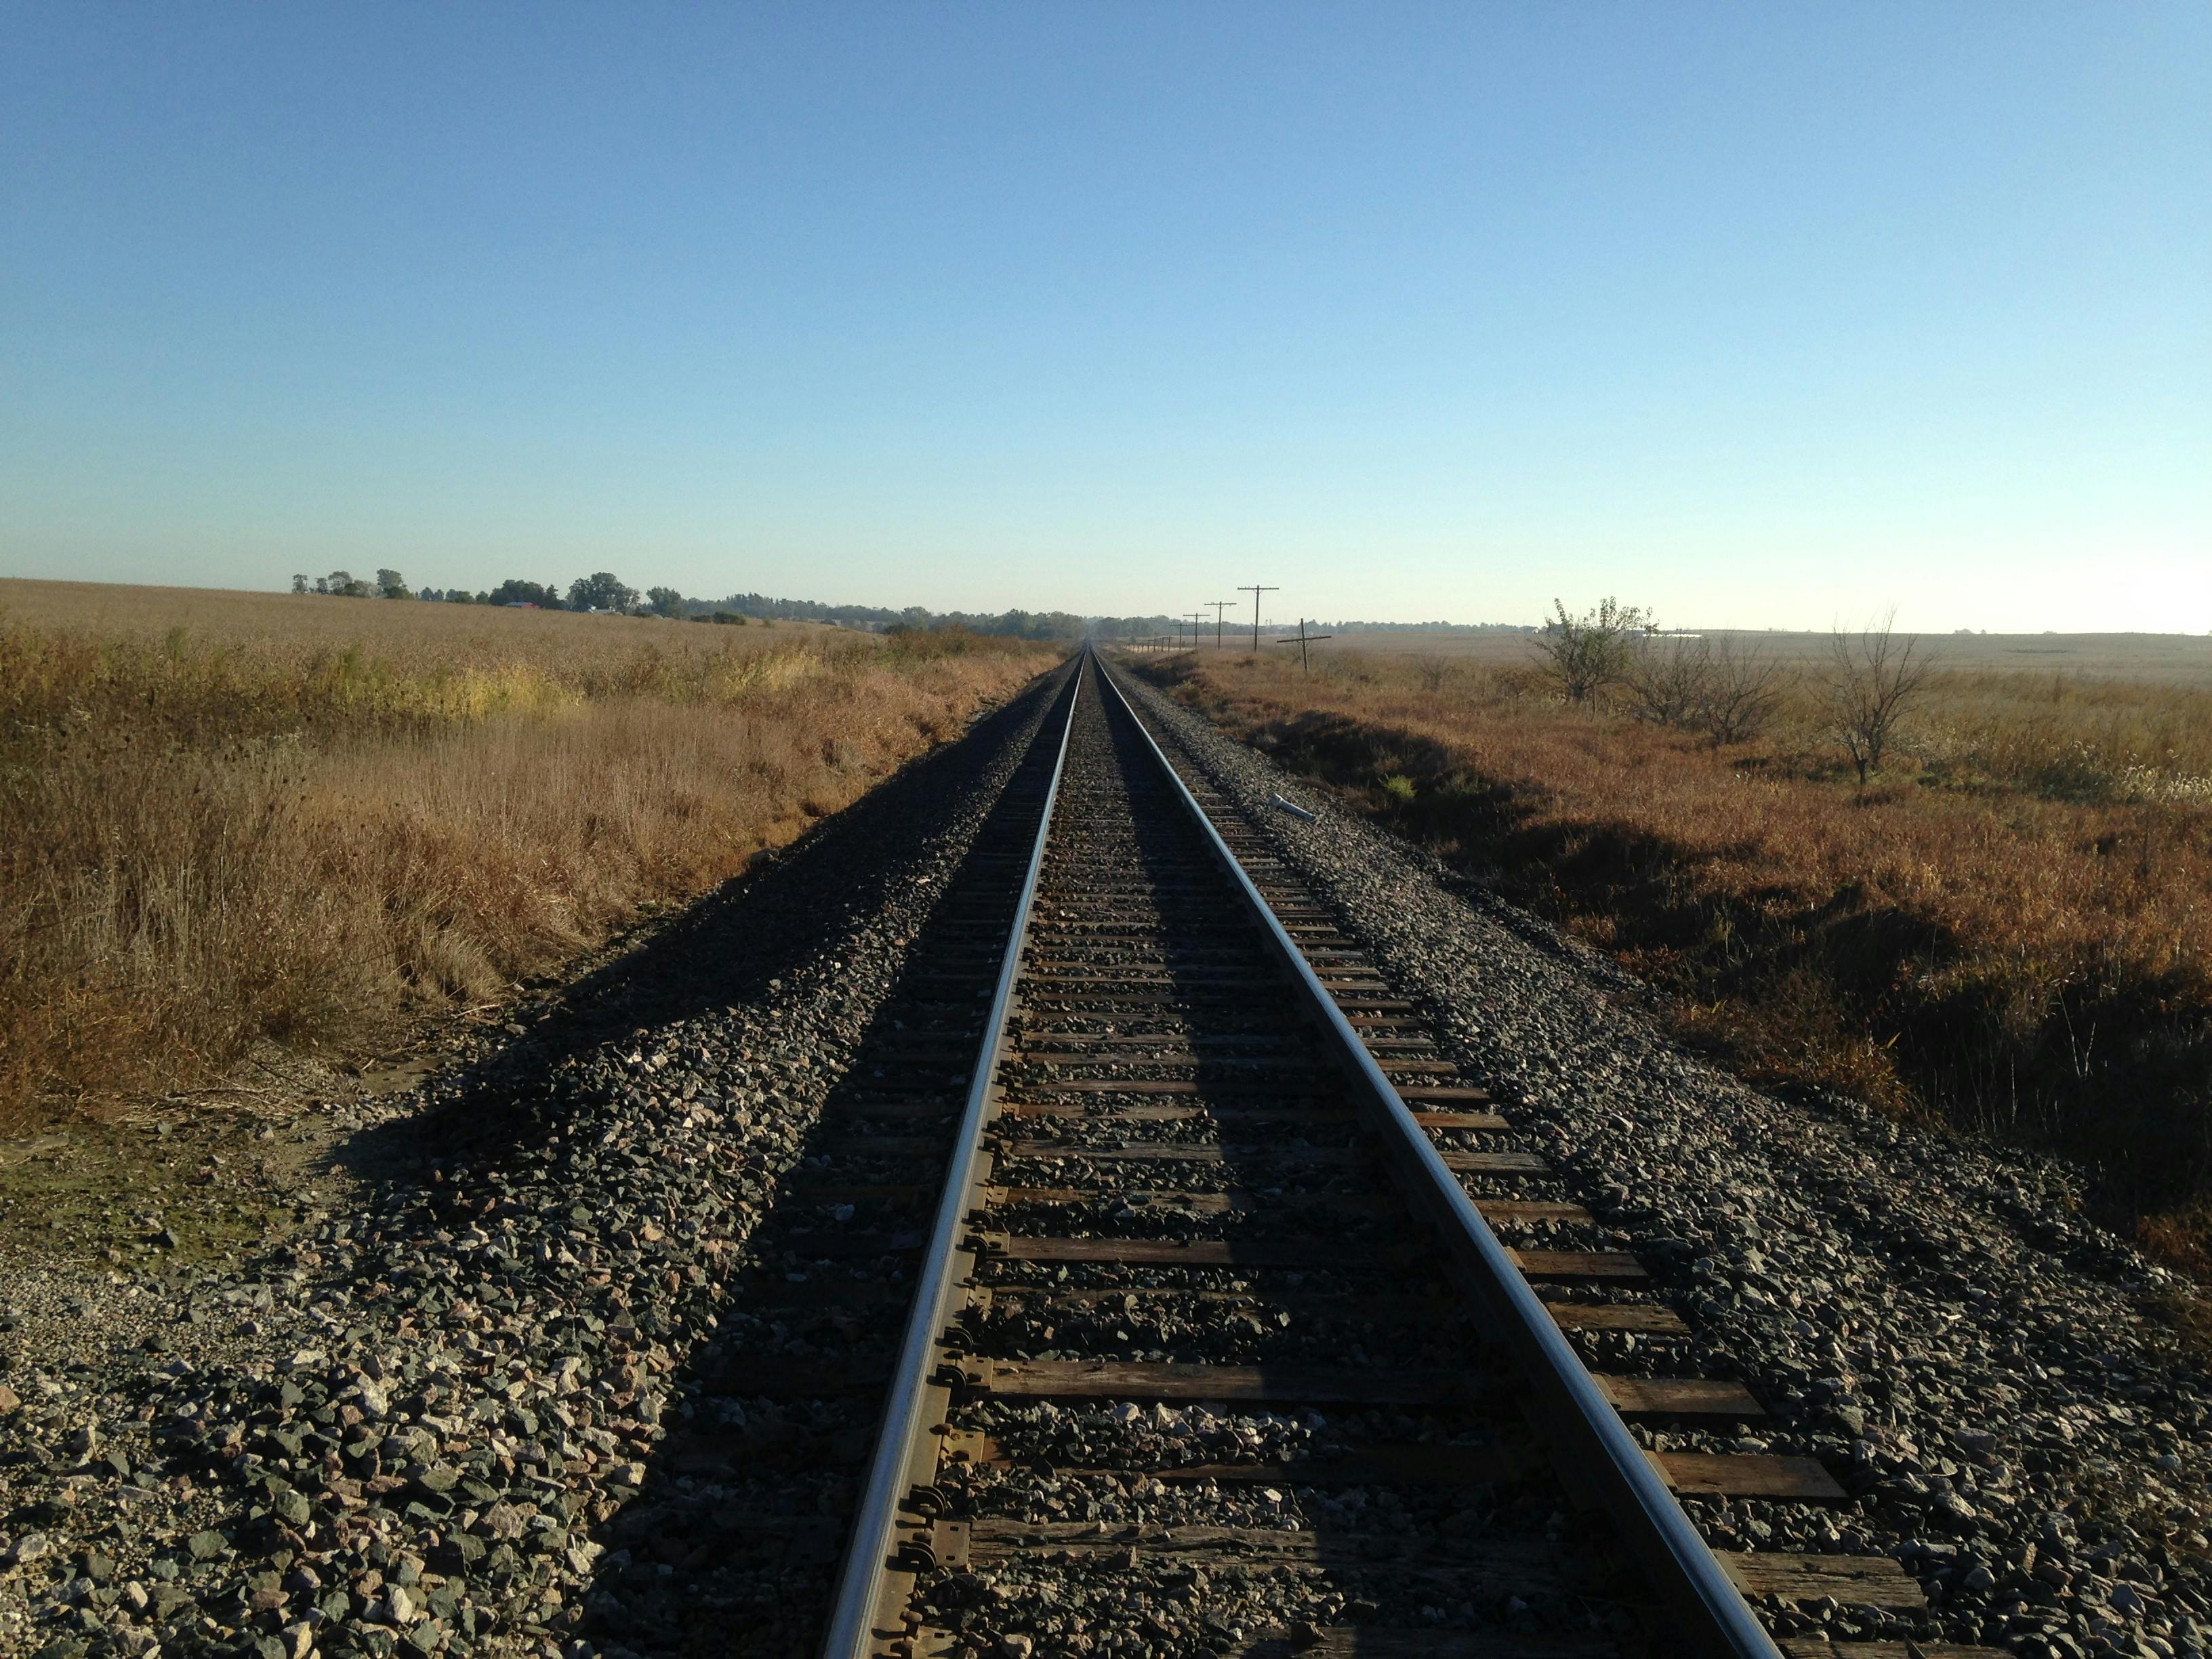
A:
0 600 1058 1121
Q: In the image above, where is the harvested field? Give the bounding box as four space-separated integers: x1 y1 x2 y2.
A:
0 579 1063 1123
1316 626 2212 688
1126 643 2212 1267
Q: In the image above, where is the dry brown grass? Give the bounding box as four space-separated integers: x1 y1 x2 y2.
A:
0 577 848 657
1319 625 2212 687
0 580 1061 1122
1131 646 2212 1260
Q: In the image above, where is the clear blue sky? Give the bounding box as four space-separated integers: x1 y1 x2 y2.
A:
3 3 2207 630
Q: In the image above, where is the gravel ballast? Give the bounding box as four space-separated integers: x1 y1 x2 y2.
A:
0 666 1074 1659
1110 659 2212 1659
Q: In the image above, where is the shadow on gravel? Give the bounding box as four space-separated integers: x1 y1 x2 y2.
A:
567 668 1080 1659
321 670 1071 1204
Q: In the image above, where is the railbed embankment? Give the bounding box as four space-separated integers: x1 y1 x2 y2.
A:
1124 649 2212 1273
1114 656 2212 1659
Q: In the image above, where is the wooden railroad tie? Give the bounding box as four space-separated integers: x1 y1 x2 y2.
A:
920 1521 1917 1613
959 1358 1763 1420
977 1233 1649 1282
937 1428 1841 1503
1717 1552 1929 1610
1008 1052 1468 1078
978 1186 1591 1225
1779 1642 2008 1659
996 1102 1511 1133
968 1279 1689 1336
989 1140 1552 1175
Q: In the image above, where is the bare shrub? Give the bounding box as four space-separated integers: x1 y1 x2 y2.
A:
1624 637 1711 728
1488 664 1548 703
1410 653 1454 694
1532 596 1652 703
1826 611 1936 783
1625 634 1785 745
1700 636 1786 745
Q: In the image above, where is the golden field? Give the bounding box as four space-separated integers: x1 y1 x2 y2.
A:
1315 625 2212 687
0 579 1062 1122
1130 641 2212 1267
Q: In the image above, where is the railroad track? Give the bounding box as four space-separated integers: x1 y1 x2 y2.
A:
643 651 2003 1658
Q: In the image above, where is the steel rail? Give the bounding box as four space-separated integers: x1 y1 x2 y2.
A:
819 662 1082 1659
1092 653 1784 1659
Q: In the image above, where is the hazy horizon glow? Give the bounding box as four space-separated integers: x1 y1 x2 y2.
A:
4 5 2207 632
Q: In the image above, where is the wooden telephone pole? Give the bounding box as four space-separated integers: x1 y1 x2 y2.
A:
1206 600 1232 648
1275 618 1333 672
1237 585 1278 653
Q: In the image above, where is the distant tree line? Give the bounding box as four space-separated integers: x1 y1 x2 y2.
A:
288 573 1390 649
1078 617 1537 642
292 569 652 611
285 571 1151 642
1084 615 1183 640
293 569 415 600
716 594 1123 640
1324 619 1534 633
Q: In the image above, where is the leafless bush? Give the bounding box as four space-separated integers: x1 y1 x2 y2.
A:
1826 611 1936 783
1532 596 1652 703
1625 634 1786 745
1488 665 1547 703
1624 638 1711 727
1702 637 1786 744
1410 653 1453 694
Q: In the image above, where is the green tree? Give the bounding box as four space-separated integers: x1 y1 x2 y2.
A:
567 572 639 613
487 579 561 609
644 585 685 617
1533 596 1652 703
376 568 409 598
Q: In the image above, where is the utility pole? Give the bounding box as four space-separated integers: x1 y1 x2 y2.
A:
1206 600 1232 649
1238 585 1278 653
1274 618 1333 673
1186 611 1206 652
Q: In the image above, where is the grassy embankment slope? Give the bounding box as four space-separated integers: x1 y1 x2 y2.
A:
1 579 1062 1123
1132 637 2212 1269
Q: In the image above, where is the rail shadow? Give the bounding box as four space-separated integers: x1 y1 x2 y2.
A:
565 666 1083 1658
322 663 1076 1197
